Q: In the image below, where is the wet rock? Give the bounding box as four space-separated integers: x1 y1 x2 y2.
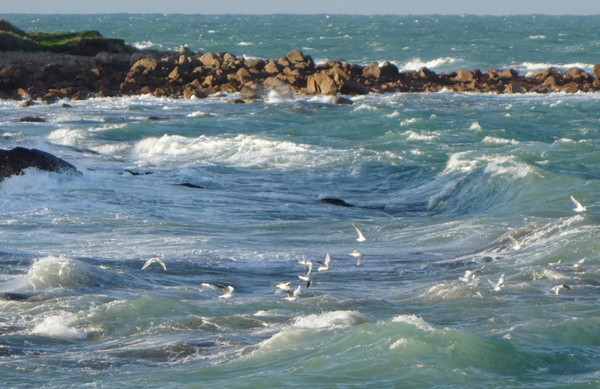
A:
0 146 81 181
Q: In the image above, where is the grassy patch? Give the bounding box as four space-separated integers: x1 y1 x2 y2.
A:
29 30 104 47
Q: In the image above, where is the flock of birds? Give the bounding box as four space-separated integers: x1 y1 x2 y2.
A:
140 195 590 301
459 194 589 296
140 223 368 302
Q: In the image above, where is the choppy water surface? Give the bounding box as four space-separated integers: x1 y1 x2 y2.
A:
1 14 600 388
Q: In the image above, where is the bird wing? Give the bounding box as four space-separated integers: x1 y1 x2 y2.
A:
353 224 366 242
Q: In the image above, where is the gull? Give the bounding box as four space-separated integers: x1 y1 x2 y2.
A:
459 270 476 283
298 273 312 289
141 256 167 271
201 283 234 299
350 250 364 266
273 281 292 292
298 260 313 288
298 258 311 266
285 285 302 301
488 273 505 292
573 258 586 272
551 284 572 295
353 224 366 242
317 253 331 271
570 195 586 213
508 235 521 250
216 284 234 299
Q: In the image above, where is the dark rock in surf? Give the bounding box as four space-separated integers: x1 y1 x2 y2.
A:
0 146 81 181
179 182 204 189
321 197 355 207
19 116 45 122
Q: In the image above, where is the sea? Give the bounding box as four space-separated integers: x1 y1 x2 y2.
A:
1 14 600 388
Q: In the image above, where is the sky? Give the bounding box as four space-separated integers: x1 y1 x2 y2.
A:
4 0 600 15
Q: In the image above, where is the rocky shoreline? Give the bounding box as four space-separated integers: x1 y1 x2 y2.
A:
2 29 600 103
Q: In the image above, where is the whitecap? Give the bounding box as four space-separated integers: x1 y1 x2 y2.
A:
292 310 369 329
237 41 254 46
482 136 519 145
30 312 90 340
469 122 483 131
391 314 436 332
47 128 87 147
405 130 438 142
400 57 461 71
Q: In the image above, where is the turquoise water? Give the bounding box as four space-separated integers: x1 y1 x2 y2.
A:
1 14 600 388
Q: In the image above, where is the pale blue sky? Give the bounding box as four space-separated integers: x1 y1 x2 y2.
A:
4 0 600 15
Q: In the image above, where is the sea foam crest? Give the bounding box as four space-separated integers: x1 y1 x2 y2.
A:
292 310 369 329
2 255 112 293
30 311 91 340
400 57 460 71
443 152 531 178
130 134 337 169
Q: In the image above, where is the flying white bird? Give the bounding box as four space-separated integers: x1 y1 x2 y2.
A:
285 285 302 301
573 258 586 272
570 195 586 213
141 256 167 271
488 273 505 292
551 284 572 295
298 273 312 289
353 224 366 242
459 270 477 283
350 250 364 266
508 235 521 250
216 284 235 299
317 253 331 271
273 281 292 292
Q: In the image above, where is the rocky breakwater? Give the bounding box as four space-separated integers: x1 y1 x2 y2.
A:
2 20 600 102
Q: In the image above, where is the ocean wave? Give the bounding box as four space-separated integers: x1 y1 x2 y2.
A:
129 133 346 169
399 57 461 71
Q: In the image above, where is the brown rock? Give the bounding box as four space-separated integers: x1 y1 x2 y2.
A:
593 64 600 81
504 82 523 94
131 57 158 73
456 69 476 82
286 49 305 64
264 60 280 74
560 82 581 93
182 84 207 99
306 72 338 95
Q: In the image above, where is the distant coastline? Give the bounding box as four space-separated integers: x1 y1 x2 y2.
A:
1 18 600 104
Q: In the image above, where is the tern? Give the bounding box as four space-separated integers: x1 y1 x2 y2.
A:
285 285 302 301
488 273 505 292
551 284 572 295
353 224 366 242
350 250 364 266
573 258 586 271
570 195 586 213
273 281 292 292
317 253 331 271
459 270 476 283
298 273 312 289
216 284 235 299
141 256 167 271
508 235 521 250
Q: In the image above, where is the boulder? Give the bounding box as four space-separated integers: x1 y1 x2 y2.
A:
0 147 81 181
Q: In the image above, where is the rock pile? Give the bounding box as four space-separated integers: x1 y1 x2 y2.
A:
2 46 600 103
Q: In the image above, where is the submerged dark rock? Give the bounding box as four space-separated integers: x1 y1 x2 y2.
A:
179 182 204 189
0 147 81 181
321 197 355 207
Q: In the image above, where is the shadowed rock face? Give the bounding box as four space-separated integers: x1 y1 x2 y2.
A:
0 147 81 181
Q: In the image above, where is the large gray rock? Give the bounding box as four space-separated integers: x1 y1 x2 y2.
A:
0 147 81 181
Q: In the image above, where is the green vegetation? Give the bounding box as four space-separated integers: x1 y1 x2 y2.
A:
0 19 134 55
29 30 104 47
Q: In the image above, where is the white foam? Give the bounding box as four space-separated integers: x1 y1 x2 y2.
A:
391 314 436 332
47 128 87 147
469 122 483 131
237 41 254 46
443 152 531 178
133 41 160 50
129 133 341 169
405 130 438 142
400 57 461 71
30 312 89 340
292 310 369 329
520 62 593 74
482 136 520 145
